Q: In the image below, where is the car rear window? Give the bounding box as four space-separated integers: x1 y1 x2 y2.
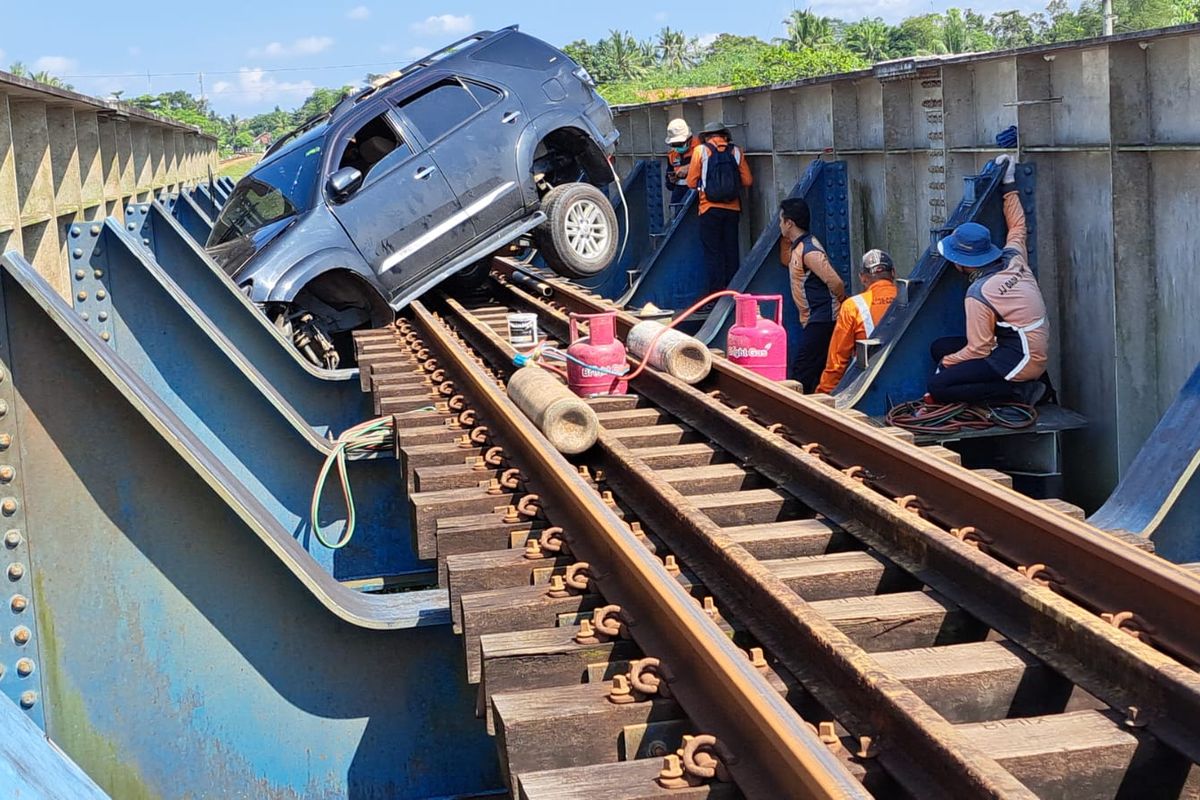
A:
471 33 562 71
398 80 481 143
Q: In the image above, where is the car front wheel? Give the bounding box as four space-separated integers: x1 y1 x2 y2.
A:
535 182 618 278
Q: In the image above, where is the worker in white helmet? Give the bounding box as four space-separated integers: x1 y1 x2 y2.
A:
664 119 701 206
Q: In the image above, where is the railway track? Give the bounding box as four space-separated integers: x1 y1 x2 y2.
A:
352 262 1200 799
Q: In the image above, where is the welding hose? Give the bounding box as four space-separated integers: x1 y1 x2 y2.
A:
884 399 1036 435
310 410 434 550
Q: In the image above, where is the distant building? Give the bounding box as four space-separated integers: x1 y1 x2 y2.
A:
254 132 272 147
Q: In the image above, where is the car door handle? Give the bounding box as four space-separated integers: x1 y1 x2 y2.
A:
501 111 521 124
414 165 437 180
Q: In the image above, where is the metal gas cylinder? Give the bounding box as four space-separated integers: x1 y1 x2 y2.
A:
566 311 629 397
726 294 787 380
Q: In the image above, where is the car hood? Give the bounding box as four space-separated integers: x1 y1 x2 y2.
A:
206 217 295 277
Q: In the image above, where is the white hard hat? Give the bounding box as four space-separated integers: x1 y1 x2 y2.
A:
665 119 691 145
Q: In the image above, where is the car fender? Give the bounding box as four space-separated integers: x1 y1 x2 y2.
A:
250 247 378 305
515 111 613 207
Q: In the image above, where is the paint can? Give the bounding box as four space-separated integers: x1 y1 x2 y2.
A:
506 313 539 347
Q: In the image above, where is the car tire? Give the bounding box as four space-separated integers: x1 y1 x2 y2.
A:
535 182 618 278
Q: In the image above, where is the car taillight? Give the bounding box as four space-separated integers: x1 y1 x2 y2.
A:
573 66 595 88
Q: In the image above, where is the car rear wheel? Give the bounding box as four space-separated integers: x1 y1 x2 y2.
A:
535 183 618 278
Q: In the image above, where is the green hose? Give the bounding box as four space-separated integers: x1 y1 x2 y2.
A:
310 410 434 549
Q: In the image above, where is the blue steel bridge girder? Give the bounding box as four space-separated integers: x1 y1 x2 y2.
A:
169 189 215 245
122 201 370 437
66 218 424 582
0 252 497 798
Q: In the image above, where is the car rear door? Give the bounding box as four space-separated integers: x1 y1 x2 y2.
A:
326 104 471 299
393 76 526 238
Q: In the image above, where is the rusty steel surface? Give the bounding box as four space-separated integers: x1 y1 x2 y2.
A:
493 258 1200 670
436 294 1039 798
405 299 868 800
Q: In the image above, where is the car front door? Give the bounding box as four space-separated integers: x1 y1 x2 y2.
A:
393 76 526 239
326 106 472 299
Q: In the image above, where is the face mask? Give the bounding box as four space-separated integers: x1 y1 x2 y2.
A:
672 144 689 153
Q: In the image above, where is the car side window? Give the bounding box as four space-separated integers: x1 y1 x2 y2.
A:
397 79 483 144
466 81 502 108
336 112 411 182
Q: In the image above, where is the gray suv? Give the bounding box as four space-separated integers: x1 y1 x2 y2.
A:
206 27 619 367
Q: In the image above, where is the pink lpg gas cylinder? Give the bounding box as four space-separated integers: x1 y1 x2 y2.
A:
566 311 629 397
726 294 787 380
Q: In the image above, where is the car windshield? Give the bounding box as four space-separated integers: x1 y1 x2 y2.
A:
210 141 323 245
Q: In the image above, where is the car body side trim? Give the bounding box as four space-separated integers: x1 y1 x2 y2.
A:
381 181 517 272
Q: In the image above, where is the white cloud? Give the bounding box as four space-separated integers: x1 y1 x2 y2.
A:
410 14 474 36
211 68 316 104
696 33 719 49
33 55 77 74
654 11 669 22
347 4 370 20
248 36 333 58
127 45 142 57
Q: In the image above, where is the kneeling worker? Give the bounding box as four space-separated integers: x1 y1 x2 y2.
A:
928 154 1049 405
779 197 845 393
816 249 896 394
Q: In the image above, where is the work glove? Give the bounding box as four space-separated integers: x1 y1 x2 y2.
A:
993 154 1017 185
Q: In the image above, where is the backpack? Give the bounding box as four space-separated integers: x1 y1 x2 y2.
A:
701 143 740 203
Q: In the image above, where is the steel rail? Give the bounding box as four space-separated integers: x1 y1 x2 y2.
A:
406 299 868 800
436 292 1041 798
493 258 1200 670
488 267 1200 769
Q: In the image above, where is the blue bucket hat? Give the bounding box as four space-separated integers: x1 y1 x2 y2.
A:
937 222 1002 268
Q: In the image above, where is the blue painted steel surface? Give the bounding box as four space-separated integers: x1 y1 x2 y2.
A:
0 307 46 727
191 183 221 220
834 162 1038 415
620 190 704 314
0 695 109 798
1090 359 1200 562
170 190 215 245
696 160 851 359
0 252 498 796
126 202 371 436
66 220 424 581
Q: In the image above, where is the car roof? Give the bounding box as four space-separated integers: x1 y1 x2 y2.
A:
262 26 519 159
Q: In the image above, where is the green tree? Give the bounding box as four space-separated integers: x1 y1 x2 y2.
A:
730 43 867 87
987 10 1046 48
598 30 648 80
843 18 894 62
1044 0 1103 41
656 27 698 71
8 62 73 90
893 14 949 55
779 9 836 49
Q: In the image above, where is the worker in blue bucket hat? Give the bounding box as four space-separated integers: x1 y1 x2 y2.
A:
927 155 1053 407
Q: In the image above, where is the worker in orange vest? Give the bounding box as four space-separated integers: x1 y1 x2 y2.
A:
664 119 701 206
686 122 753 286
816 249 897 394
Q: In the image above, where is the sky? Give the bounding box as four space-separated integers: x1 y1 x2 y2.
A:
0 0 1048 117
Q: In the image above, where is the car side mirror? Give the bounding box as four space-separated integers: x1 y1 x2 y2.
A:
327 167 363 201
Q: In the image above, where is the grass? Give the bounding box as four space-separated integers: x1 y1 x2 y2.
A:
217 154 259 183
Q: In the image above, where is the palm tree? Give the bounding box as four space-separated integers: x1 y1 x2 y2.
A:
656 27 697 71
779 9 835 50
942 9 970 54
638 39 658 69
846 19 892 62
227 114 243 140
600 30 647 81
